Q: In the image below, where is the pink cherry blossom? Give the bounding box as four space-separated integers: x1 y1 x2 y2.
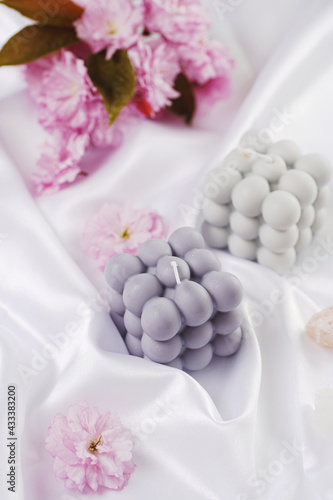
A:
82 202 166 269
129 38 180 116
26 50 96 131
144 0 210 43
179 39 234 105
25 49 141 194
179 39 234 86
32 132 89 196
90 102 142 149
23 2 235 196
45 401 135 493
74 0 144 60
24 56 56 101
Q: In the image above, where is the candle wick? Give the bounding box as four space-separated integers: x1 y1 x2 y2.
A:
237 147 275 164
170 261 181 285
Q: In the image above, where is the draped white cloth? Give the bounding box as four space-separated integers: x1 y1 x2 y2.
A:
1 1 333 499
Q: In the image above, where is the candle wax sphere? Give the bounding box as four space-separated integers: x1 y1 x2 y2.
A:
182 343 213 371
165 357 183 369
163 287 175 300
267 140 302 165
182 321 214 349
156 255 190 287
174 280 214 327
201 222 228 249
313 186 329 210
229 211 260 240
231 175 270 217
251 154 287 183
295 228 312 252
107 288 126 316
180 343 187 356
123 273 163 316
168 227 205 257
110 312 126 337
262 190 301 230
278 169 317 207
228 233 257 260
124 310 142 338
213 327 243 356
203 200 230 227
259 224 299 253
125 333 144 357
141 297 182 341
257 247 296 273
240 128 273 153
202 271 243 312
295 153 331 188
222 148 255 173
312 209 326 232
297 205 315 230
137 239 172 267
184 248 221 277
204 167 242 204
213 306 243 335
105 254 145 293
141 333 182 363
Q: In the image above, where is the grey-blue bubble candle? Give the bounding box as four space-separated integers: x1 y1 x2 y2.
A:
104 227 245 371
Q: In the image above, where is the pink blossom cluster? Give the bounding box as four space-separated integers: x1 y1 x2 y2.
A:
45 401 135 492
74 0 234 115
25 51 141 195
26 0 234 195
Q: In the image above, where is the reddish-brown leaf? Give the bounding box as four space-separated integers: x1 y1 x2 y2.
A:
1 0 83 27
0 25 79 66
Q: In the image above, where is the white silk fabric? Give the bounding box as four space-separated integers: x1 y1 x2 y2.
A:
1 1 333 499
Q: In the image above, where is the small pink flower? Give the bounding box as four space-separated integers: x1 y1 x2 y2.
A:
32 132 89 195
179 39 234 86
129 38 180 116
74 0 144 60
82 202 166 269
144 0 210 43
90 102 142 149
24 56 56 101
45 401 135 493
179 40 234 106
27 50 96 131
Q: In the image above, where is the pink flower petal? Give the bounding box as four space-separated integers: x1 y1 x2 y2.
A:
129 38 180 116
74 0 144 59
144 0 210 44
178 39 234 110
86 465 100 492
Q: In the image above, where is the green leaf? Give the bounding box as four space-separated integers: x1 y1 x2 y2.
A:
1 0 83 27
86 50 135 125
168 73 196 124
0 25 79 66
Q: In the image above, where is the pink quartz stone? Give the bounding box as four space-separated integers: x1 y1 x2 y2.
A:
306 306 333 348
